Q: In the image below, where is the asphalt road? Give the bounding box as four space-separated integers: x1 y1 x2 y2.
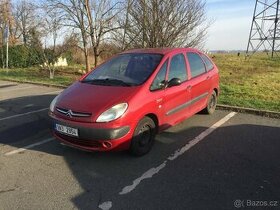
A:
0 80 280 210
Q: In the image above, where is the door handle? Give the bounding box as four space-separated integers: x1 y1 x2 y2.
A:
156 98 163 103
206 76 211 80
186 85 192 90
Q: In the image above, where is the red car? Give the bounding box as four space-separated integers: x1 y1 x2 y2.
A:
49 48 219 156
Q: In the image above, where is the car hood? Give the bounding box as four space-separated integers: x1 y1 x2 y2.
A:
55 81 140 122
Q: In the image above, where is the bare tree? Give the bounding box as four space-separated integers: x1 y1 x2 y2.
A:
13 0 39 45
84 0 121 67
40 5 63 52
115 0 209 49
47 0 91 72
39 6 64 79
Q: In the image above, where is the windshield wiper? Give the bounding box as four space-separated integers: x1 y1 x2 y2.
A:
81 78 134 87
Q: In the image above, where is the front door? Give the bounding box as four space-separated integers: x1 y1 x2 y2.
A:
163 53 191 126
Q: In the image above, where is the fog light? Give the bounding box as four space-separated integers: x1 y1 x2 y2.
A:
102 141 112 149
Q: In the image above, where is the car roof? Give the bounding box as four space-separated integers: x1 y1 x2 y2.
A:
120 48 200 55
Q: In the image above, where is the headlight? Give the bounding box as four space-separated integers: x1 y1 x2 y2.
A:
49 95 59 112
96 103 128 122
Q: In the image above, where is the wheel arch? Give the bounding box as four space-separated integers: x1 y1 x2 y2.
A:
145 113 159 133
213 87 219 96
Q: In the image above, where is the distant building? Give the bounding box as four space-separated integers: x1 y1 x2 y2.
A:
53 57 68 67
41 57 68 67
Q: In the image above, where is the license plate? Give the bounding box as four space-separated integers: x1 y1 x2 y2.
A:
55 124 78 137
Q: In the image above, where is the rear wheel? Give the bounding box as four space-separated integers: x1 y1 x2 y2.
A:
203 90 217 114
129 117 156 156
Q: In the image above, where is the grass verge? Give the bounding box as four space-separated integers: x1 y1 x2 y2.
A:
0 67 80 86
212 53 280 112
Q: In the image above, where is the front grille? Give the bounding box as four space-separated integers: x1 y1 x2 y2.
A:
56 132 101 148
56 107 92 118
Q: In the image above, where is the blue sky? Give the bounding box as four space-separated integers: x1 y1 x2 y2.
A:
205 0 255 50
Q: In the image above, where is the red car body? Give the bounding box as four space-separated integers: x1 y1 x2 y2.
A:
49 48 219 154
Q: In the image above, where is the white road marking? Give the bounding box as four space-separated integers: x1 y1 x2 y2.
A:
40 90 62 95
4 137 54 156
168 111 237 161
99 112 237 210
119 161 167 195
0 85 34 92
0 108 49 121
98 201 112 210
0 90 62 102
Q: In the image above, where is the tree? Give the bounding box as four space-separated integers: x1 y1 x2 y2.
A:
39 6 64 79
61 31 86 64
13 0 39 45
115 0 209 49
26 27 44 66
41 48 61 79
43 9 63 52
84 0 121 67
47 0 91 72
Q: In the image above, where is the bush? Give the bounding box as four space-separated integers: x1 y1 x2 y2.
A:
27 47 43 66
0 45 43 68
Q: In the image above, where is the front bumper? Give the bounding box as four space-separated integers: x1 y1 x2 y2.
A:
53 119 130 140
50 113 132 151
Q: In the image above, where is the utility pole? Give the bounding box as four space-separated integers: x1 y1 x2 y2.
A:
272 0 280 57
6 24 9 69
246 0 280 58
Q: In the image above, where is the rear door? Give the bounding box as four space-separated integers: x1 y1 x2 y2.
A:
186 52 211 114
163 53 191 125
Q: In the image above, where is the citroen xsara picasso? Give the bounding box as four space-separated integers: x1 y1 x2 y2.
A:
49 48 219 156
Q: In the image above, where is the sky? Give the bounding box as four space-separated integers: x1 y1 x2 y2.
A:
205 0 255 51
14 0 255 51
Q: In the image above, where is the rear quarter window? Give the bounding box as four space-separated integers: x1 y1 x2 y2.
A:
201 54 214 71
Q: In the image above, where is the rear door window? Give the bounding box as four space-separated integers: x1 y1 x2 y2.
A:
187 53 206 78
168 54 187 82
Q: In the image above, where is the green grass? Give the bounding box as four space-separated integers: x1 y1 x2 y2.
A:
0 66 81 86
213 53 280 112
0 54 279 112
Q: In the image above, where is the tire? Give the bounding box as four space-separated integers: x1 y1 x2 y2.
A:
129 117 156 156
202 90 217 115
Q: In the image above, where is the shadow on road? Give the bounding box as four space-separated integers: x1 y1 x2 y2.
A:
1 94 280 210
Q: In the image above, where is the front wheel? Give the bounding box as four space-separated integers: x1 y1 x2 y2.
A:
202 90 217 115
129 117 156 156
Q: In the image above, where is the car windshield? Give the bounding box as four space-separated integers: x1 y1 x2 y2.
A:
82 53 163 86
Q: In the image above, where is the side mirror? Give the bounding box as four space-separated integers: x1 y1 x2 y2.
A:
168 78 181 87
158 80 167 89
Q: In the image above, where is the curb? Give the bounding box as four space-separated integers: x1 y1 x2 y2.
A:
2 79 68 89
217 104 280 119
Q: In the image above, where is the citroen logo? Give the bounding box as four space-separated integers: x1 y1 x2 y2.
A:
66 110 73 118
